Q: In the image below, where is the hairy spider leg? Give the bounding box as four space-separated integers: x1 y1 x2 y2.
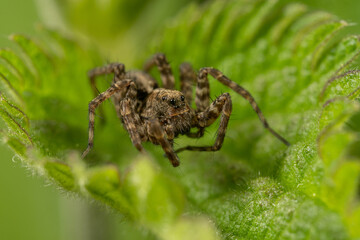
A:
147 119 180 167
202 67 290 146
195 66 211 112
126 71 158 95
143 53 175 89
82 80 132 158
88 63 126 122
178 62 207 138
175 93 232 153
120 81 146 153
184 64 214 139
179 62 196 104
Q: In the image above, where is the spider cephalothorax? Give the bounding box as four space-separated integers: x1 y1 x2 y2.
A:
142 89 195 137
82 53 290 167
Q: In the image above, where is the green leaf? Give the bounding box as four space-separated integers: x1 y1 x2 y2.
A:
0 48 36 90
1 0 360 239
86 163 134 215
0 93 32 148
44 160 76 191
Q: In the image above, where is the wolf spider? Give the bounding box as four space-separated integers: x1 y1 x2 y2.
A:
81 53 290 167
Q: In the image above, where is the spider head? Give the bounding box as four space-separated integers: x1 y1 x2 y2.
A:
146 89 191 118
161 93 185 109
160 89 188 112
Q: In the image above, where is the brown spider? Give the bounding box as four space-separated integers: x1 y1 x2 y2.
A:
81 53 290 167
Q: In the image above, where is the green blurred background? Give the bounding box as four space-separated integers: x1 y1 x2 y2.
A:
1 0 360 239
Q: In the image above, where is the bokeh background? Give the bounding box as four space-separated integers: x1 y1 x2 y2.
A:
1 0 360 239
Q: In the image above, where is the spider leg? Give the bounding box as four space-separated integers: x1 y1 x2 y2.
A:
147 119 180 167
195 65 211 112
143 53 175 89
88 63 126 122
126 71 158 95
81 80 132 158
175 93 232 153
179 62 204 138
120 82 146 153
185 63 212 139
186 128 205 138
88 63 126 96
200 67 290 146
179 62 196 105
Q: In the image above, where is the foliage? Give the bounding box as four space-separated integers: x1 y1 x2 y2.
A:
1 0 360 239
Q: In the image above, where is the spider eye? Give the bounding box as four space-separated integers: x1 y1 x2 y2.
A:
180 95 185 101
169 98 176 105
162 96 167 101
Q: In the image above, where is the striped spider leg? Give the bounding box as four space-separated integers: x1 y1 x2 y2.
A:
175 67 290 154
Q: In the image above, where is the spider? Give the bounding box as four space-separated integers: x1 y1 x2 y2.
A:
81 53 290 167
